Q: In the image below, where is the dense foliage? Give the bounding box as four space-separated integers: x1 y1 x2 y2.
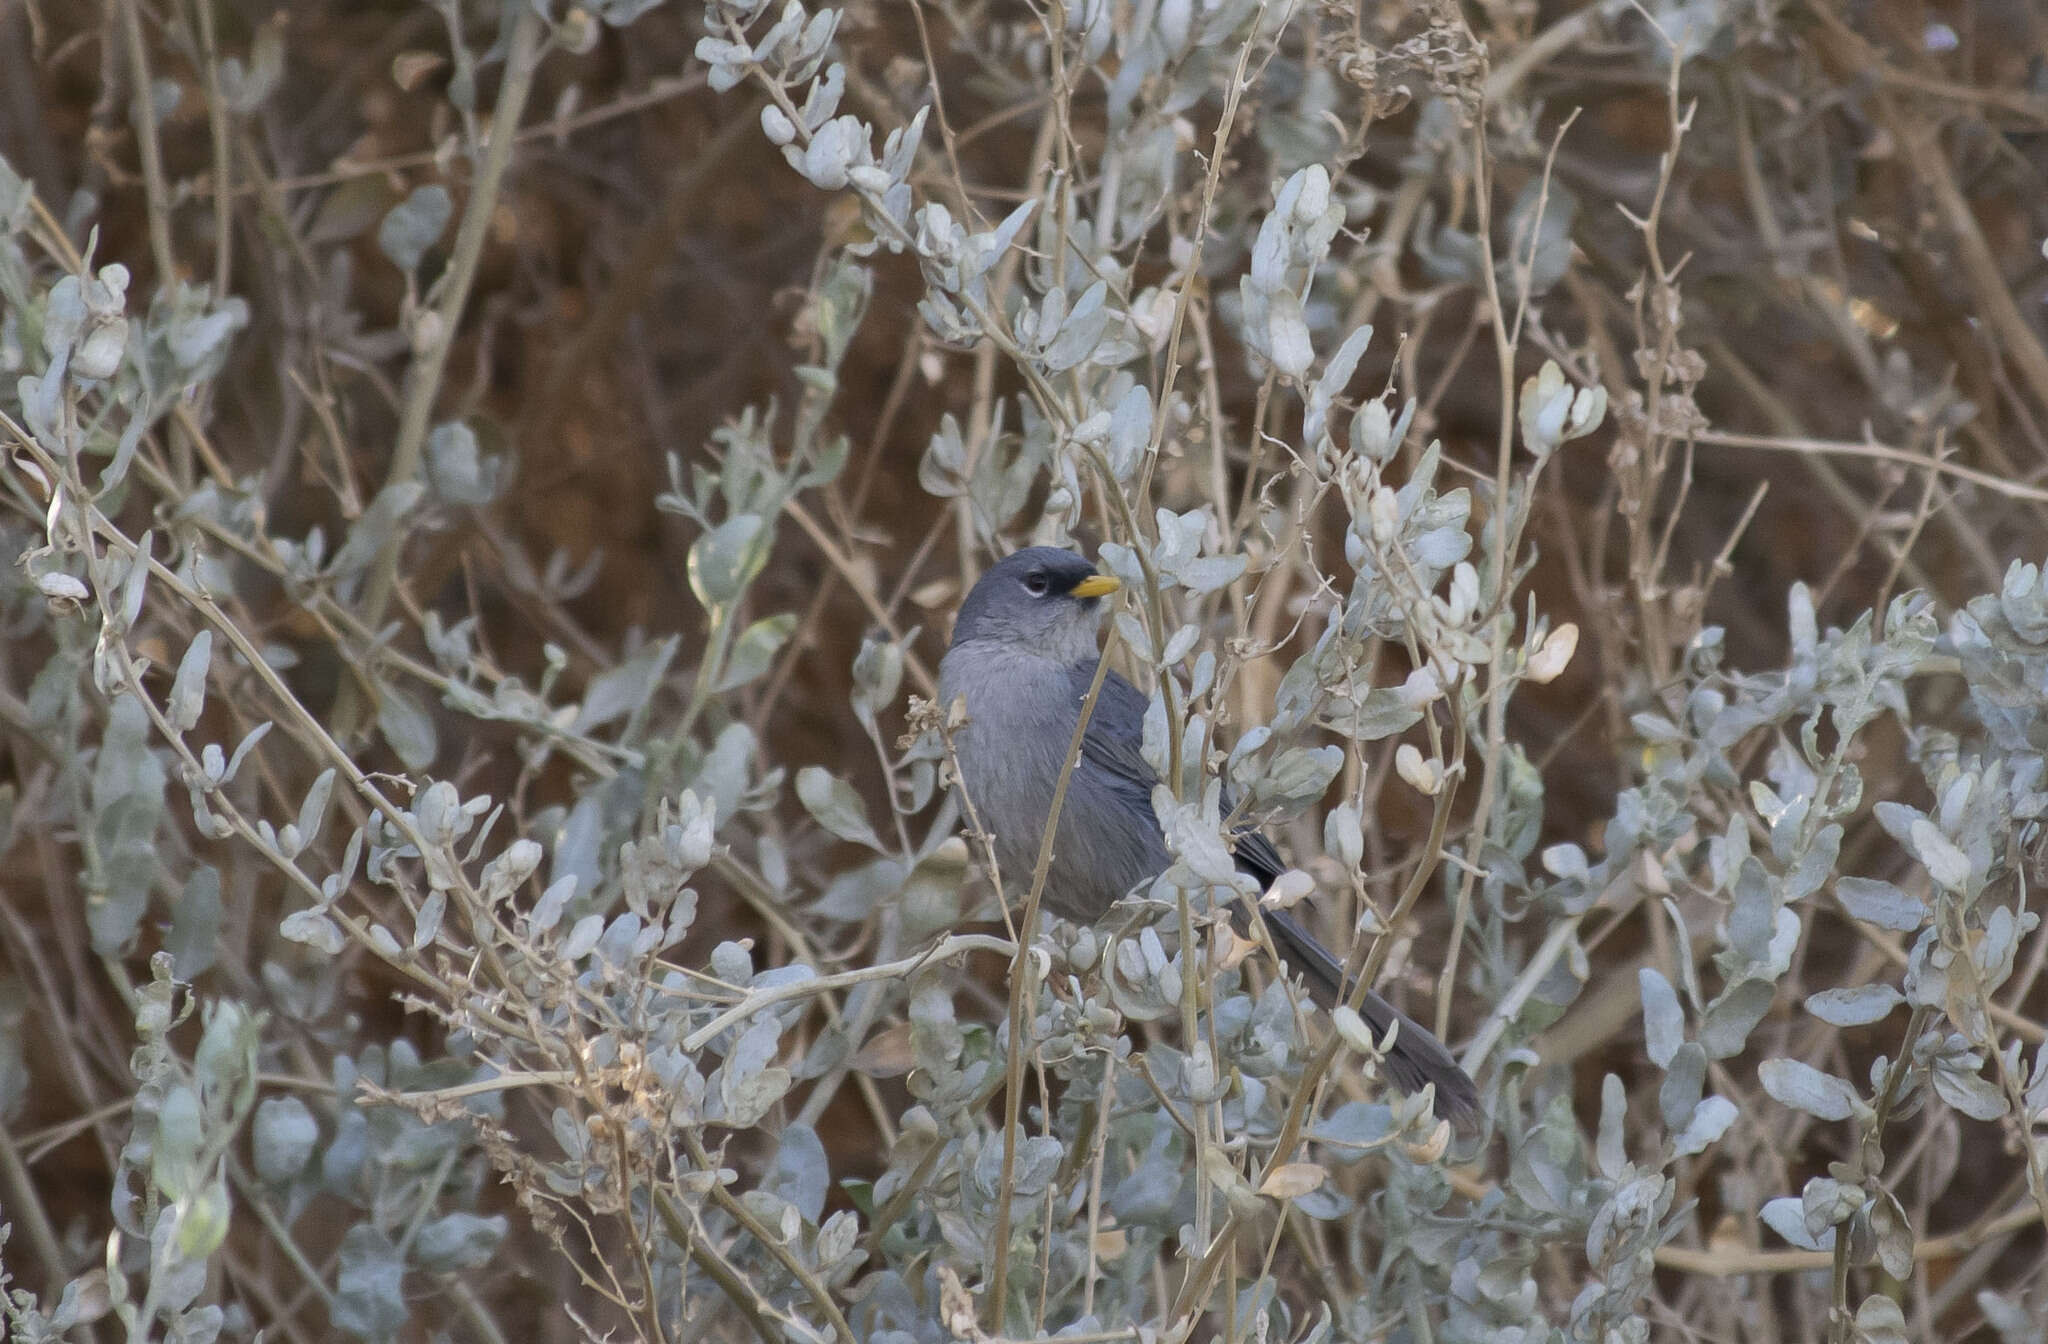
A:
0 1 2045 1341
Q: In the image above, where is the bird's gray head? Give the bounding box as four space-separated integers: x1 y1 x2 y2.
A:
948 547 1120 663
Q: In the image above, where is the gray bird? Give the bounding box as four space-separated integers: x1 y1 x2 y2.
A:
939 546 1478 1123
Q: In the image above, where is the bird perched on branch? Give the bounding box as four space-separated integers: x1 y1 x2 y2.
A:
938 546 1478 1123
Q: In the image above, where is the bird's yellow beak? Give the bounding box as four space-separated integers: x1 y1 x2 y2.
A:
1071 573 1121 598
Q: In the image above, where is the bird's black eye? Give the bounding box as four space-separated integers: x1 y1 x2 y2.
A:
1023 571 1049 596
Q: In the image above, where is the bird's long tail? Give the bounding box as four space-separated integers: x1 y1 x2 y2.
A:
1248 904 1480 1125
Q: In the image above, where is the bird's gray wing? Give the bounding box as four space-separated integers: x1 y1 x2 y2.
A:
1065 660 1287 884
1065 660 1160 807
1063 668 1478 1122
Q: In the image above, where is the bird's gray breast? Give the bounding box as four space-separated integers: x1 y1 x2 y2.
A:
937 643 1162 922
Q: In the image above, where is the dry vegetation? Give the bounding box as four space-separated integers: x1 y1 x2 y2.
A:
1 0 2046 1341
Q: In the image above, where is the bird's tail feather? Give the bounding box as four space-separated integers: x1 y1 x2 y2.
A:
1248 905 1480 1125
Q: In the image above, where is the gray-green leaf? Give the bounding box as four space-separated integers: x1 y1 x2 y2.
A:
1759 1057 1858 1121
688 514 770 611
796 766 882 849
717 613 797 693
1836 877 1924 931
252 1096 319 1183
1804 984 1902 1027
376 684 438 770
377 184 452 273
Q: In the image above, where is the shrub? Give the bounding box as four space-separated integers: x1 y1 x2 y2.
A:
0 2 2043 1342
